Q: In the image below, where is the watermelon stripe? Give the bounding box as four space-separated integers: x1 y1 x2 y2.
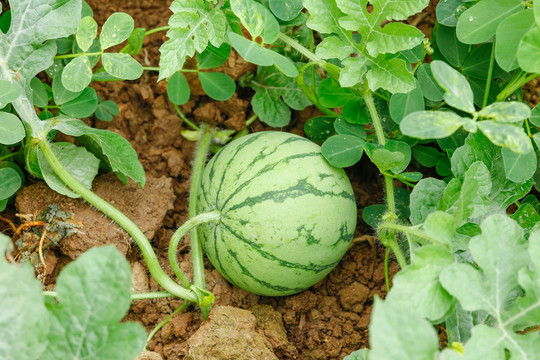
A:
220 223 339 272
211 225 233 282
331 222 355 247
243 136 312 171
297 224 321 245
220 152 321 210
214 132 267 206
227 249 305 293
225 178 356 212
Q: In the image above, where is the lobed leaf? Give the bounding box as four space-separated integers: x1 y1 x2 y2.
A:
366 56 415 93
315 36 353 60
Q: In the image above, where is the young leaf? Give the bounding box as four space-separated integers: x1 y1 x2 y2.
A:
339 57 368 88
120 27 146 55
383 140 411 174
371 148 405 172
0 111 24 145
501 147 537 183
30 78 48 108
456 0 523 44
198 72 235 101
431 61 475 113
61 55 93 92
0 234 49 360
477 101 530 124
369 297 439 360
496 10 535 72
167 72 190 105
95 100 120 122
269 0 303 21
42 246 146 360
159 2 227 81
314 36 353 60
100 12 134 50
321 134 364 168
400 111 465 139
102 53 143 80
37 142 100 198
60 87 98 118
76 16 97 52
386 245 455 322
389 81 424 124
477 120 532 154
51 117 145 187
366 56 415 93
0 167 22 200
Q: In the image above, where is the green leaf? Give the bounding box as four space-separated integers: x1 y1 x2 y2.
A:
455 161 492 224
387 245 455 322
382 140 411 174
159 2 227 80
76 16 97 52
121 27 146 55
317 78 355 108
0 80 22 108
51 118 145 187
100 12 134 50
456 0 523 44
321 134 364 168
0 234 49 360
95 100 120 122
60 87 98 118
495 10 536 72
501 147 537 183
530 103 540 127
517 26 540 73
38 142 100 198
462 44 503 80
30 78 48 108
0 167 22 199
53 69 82 105
477 120 532 154
343 349 369 360
231 0 279 43
334 117 367 138
251 90 290 127
315 36 353 60
0 10 11 34
412 145 442 168
199 72 235 101
409 178 447 225
269 0 303 21
266 50 299 77
336 0 428 56
436 0 468 26
339 56 368 88
0 111 24 145
304 116 336 143
102 53 143 80
196 43 231 69
389 81 424 124
0 0 82 88
369 297 439 360
371 148 405 172
303 0 344 34
367 56 415 93
436 25 469 67
511 203 540 235
167 72 190 105
416 63 444 102
228 32 273 66
431 60 475 113
478 101 530 124
61 55 93 92
401 110 465 139
342 98 370 125
362 204 386 228
43 246 146 360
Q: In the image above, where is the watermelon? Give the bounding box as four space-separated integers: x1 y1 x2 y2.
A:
197 131 357 296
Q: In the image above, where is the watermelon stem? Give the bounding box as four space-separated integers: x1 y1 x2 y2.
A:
38 140 200 303
168 210 221 287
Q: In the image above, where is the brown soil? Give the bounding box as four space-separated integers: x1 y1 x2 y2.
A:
1 1 414 359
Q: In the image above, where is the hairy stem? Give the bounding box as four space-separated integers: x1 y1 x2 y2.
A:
188 124 215 290
38 140 199 303
168 211 221 286
378 222 435 244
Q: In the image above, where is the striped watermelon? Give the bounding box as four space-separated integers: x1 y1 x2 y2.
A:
197 131 357 296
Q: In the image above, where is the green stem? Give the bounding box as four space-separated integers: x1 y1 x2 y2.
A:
172 103 199 131
144 25 172 36
146 302 188 345
497 73 539 102
168 210 221 286
38 140 199 303
54 52 102 59
297 64 339 117
245 114 258 127
384 248 390 293
482 39 496 108
142 66 160 72
189 125 215 290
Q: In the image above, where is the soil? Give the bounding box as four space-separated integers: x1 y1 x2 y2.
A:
0 1 454 359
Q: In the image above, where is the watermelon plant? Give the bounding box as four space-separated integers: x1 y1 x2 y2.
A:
2 0 540 358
